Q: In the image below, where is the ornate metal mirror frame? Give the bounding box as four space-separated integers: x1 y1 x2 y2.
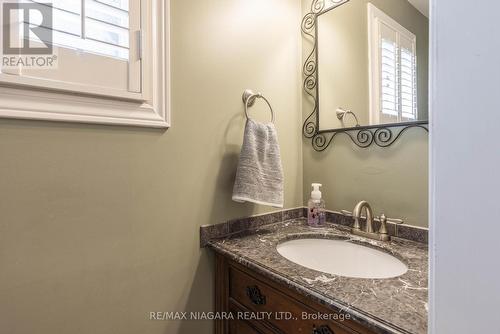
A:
302 0 428 151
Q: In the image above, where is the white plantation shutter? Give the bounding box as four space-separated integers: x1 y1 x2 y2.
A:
0 0 170 128
26 0 130 59
379 23 399 122
369 4 418 124
399 34 417 121
10 0 141 97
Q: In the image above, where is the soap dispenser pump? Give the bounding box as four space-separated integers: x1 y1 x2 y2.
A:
307 183 326 227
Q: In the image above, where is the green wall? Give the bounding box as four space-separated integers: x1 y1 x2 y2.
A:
303 131 429 227
0 1 303 333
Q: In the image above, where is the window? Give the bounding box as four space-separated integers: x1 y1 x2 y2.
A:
0 0 170 128
29 0 131 60
368 3 417 124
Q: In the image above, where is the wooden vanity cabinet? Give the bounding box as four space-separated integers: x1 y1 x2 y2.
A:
215 253 378 334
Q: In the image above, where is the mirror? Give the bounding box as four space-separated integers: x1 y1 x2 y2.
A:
302 0 429 149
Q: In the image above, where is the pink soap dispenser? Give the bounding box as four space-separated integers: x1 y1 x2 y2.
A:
307 183 326 227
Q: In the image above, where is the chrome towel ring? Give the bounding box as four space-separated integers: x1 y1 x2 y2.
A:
242 89 275 123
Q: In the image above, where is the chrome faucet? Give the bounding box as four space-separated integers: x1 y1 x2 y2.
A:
352 200 374 233
349 200 391 241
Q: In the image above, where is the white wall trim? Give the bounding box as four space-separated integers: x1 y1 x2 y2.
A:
429 0 500 332
0 0 171 129
428 0 437 330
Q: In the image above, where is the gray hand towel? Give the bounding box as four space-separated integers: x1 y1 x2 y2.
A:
232 118 284 208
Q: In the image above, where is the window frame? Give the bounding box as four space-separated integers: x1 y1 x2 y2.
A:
368 3 417 125
0 0 171 128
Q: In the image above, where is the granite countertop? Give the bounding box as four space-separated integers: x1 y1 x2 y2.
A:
208 218 428 334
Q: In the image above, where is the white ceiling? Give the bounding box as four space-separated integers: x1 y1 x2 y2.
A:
407 0 429 18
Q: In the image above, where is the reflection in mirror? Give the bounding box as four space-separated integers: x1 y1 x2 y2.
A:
317 0 428 130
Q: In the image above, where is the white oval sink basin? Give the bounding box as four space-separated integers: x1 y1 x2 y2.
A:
277 238 407 279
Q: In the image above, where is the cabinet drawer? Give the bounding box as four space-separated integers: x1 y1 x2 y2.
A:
229 318 265 334
229 266 359 334
229 302 275 334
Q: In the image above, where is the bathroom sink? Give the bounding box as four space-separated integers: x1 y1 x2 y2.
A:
276 238 407 279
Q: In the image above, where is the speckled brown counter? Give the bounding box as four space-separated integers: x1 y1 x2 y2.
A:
208 219 428 334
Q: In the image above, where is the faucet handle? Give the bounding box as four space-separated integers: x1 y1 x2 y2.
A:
386 217 404 225
378 214 389 235
341 210 352 216
341 210 368 219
